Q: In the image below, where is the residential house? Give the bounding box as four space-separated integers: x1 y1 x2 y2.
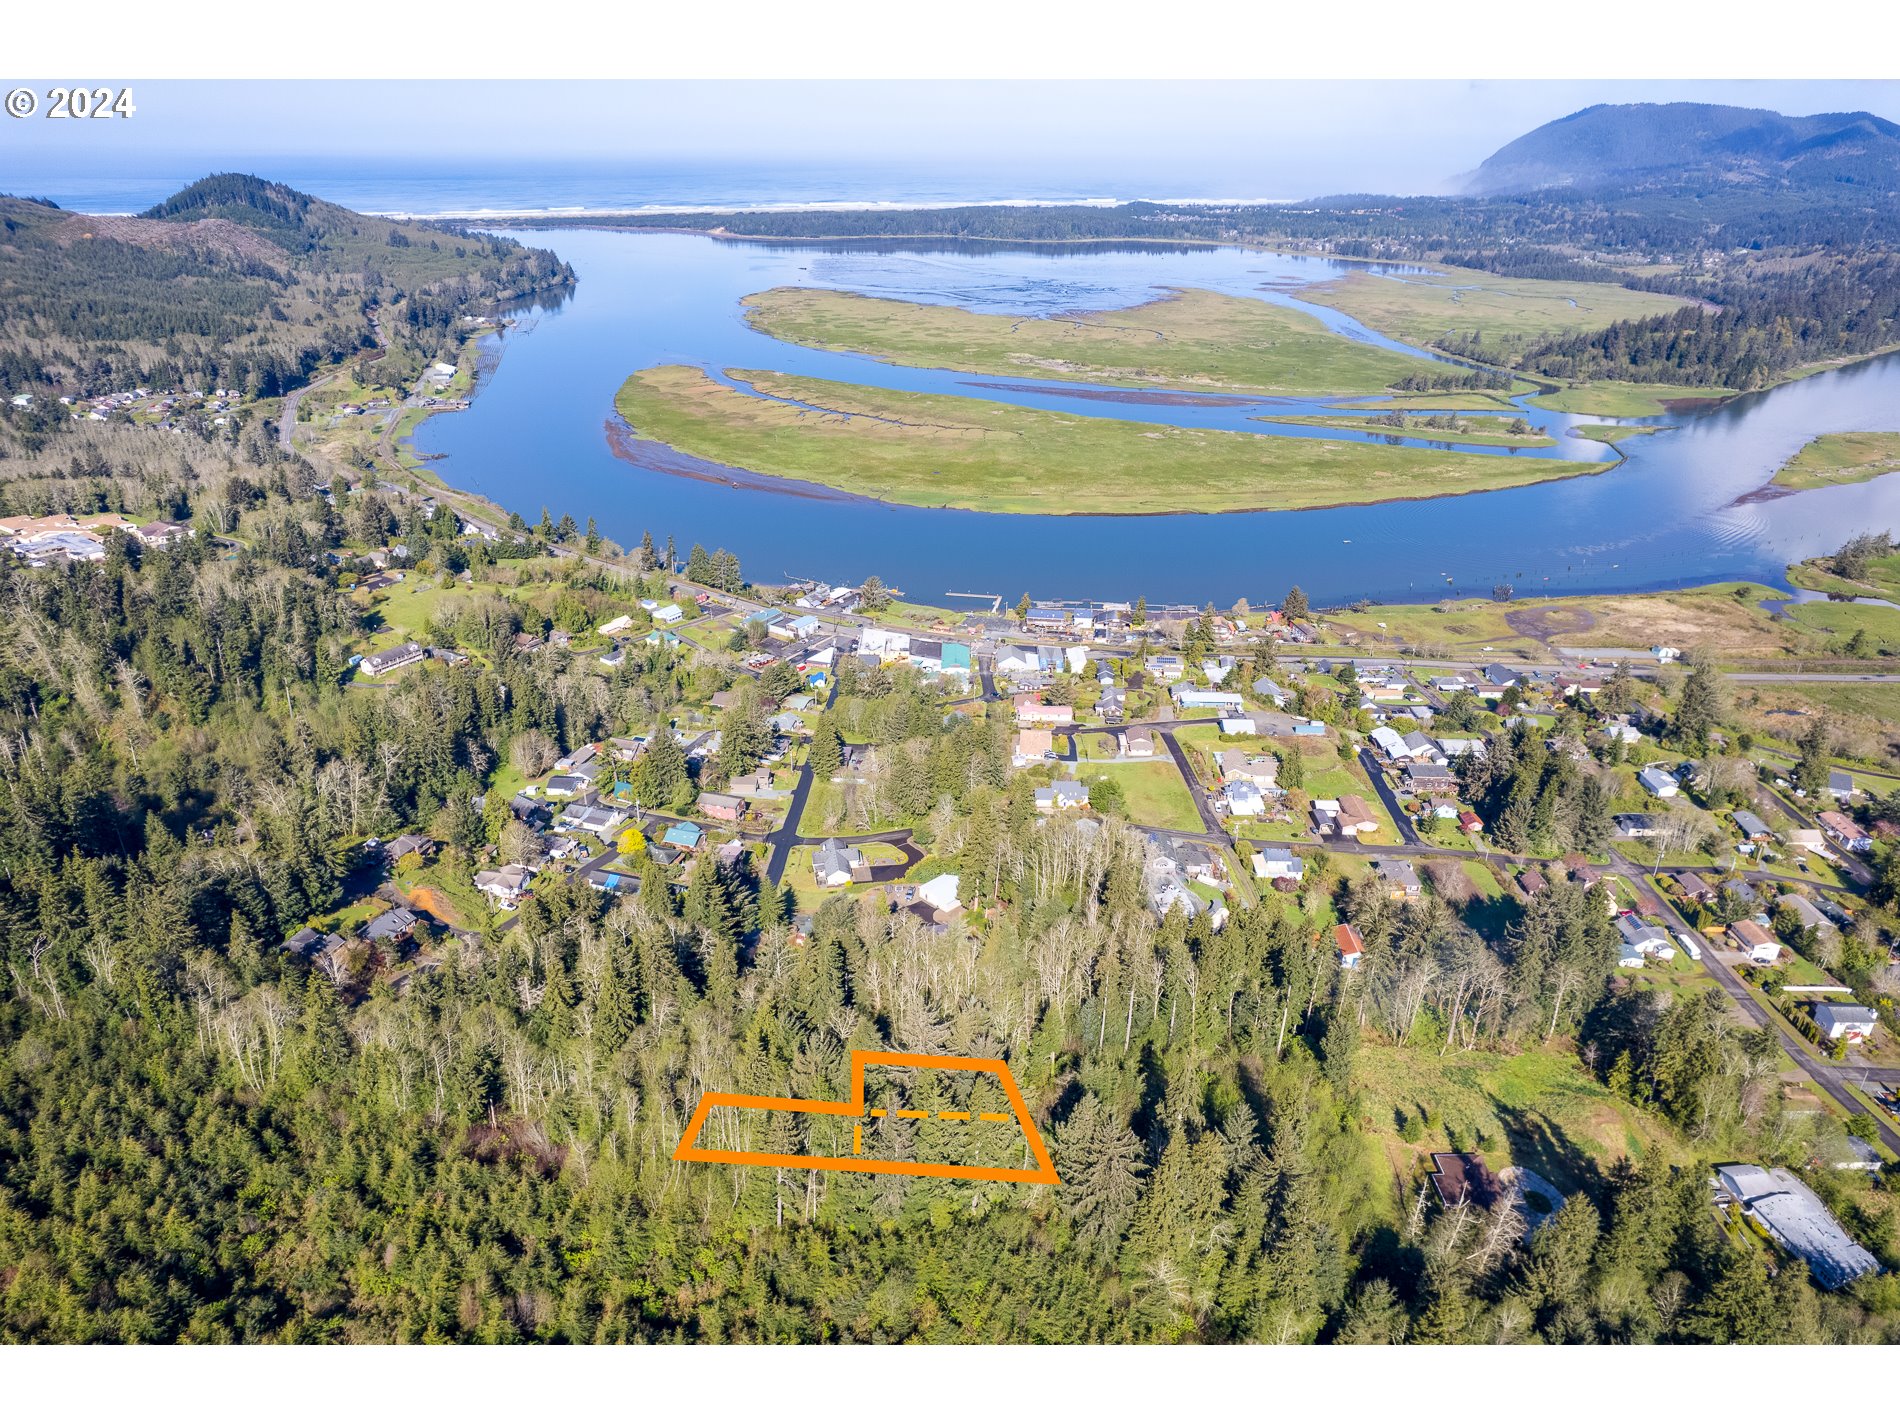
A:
1674 871 1715 904
1014 697 1072 727
1370 726 1409 761
1638 766 1680 799
597 614 634 636
1614 813 1661 839
1252 848 1305 882
1035 779 1091 814
1813 1003 1877 1045
1779 894 1834 938
1436 735 1487 759
1734 810 1773 842
699 791 746 823
384 833 437 863
1224 781 1267 819
364 907 417 942
358 642 426 679
509 795 551 830
544 773 591 799
283 927 345 959
1458 810 1484 836
1335 795 1380 839
1374 859 1422 900
994 646 1039 677
1818 811 1873 854
812 837 868 887
1618 916 1674 960
1125 730 1156 758
1827 771 1858 802
474 864 534 909
661 822 704 854
1520 868 1548 898
1219 716 1257 736
1252 677 1289 707
1402 731 1444 763
653 604 684 625
560 802 626 838
1403 763 1456 795
1729 920 1785 964
1785 827 1829 858
1013 728 1055 766
1334 923 1366 969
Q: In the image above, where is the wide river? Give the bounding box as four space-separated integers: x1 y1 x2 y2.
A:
417 230 1900 607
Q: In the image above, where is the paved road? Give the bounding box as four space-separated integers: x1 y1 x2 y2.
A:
763 677 844 884
1156 728 1226 837
1358 748 1425 847
1616 850 1900 1154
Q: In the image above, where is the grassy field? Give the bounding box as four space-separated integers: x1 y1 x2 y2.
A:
1262 413 1554 448
614 366 1612 517
1355 1041 1682 1195
1322 582 1804 659
1525 381 1738 418
1771 430 1900 492
743 285 1445 396
1297 265 1689 360
1570 423 1664 443
1745 681 1900 725
1091 759 1204 831
1329 391 1529 413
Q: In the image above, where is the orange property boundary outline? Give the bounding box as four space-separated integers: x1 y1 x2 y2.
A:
673 1050 1060 1185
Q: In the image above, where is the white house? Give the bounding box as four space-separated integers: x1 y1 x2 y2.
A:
1638 766 1680 798
1618 917 1674 960
918 874 961 914
1370 726 1409 761
1813 1003 1878 1044
654 603 685 625
597 614 634 636
474 864 533 909
1252 849 1305 881
1219 716 1256 736
1225 781 1267 819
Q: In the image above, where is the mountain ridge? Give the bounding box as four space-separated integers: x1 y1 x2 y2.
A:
1465 101 1900 196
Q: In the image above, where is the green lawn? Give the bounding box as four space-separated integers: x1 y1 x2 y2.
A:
614 366 1612 517
1091 759 1204 831
744 284 1445 397
1356 1042 1684 1195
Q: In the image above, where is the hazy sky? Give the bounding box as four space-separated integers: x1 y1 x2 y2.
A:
11 78 1900 200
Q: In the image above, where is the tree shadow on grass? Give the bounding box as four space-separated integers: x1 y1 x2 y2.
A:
1493 1100 1609 1201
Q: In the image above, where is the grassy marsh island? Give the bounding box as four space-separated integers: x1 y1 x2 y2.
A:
1771 430 1900 491
742 285 1447 396
614 364 1613 516
1261 412 1556 447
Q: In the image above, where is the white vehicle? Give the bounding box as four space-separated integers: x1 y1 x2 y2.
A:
1678 933 1705 962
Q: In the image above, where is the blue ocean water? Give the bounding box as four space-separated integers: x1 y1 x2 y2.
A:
14 159 1293 217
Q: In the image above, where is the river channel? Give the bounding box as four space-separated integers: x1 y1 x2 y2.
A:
416 230 1900 607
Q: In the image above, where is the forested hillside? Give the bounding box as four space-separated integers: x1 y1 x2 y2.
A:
0 491 1895 1340
0 175 572 403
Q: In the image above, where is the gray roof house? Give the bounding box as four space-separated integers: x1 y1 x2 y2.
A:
364 907 418 942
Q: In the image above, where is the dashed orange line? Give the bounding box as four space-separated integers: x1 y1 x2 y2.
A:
895 1109 928 1119
979 1112 1012 1123
869 1108 886 1117
853 1123 861 1155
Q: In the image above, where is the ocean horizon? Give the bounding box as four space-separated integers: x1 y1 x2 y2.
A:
9 159 1312 218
